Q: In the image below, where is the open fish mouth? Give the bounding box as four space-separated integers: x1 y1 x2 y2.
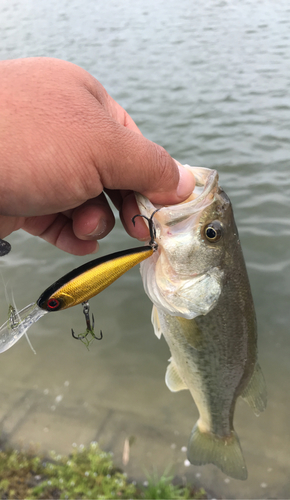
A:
135 165 219 227
134 165 224 320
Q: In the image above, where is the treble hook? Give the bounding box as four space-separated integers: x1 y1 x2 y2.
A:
132 208 160 250
71 301 103 342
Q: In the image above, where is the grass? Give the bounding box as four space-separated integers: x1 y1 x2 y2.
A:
0 442 207 499
142 469 206 500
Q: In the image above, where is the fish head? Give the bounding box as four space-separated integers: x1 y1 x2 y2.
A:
135 165 239 319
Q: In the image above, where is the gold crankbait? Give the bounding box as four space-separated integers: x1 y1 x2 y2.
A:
0 211 158 353
37 245 154 312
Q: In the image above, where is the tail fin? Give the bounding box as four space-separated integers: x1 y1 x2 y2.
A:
187 422 248 480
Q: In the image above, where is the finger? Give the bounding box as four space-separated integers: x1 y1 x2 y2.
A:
22 214 98 256
85 75 143 135
105 189 149 240
104 188 130 212
51 219 99 255
86 83 196 205
89 116 195 205
120 192 149 240
72 195 115 240
105 95 143 135
0 215 25 239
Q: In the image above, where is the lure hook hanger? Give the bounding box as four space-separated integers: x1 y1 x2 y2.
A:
132 208 160 250
71 301 103 341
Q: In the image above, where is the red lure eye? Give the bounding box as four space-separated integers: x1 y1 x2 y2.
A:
47 298 60 310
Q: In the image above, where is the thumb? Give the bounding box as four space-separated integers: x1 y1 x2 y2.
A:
92 115 195 205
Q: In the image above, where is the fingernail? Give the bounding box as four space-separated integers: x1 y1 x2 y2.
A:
88 219 107 238
176 163 195 199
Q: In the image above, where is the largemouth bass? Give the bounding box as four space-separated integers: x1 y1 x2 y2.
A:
136 165 267 480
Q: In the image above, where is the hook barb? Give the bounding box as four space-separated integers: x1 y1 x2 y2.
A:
71 301 103 345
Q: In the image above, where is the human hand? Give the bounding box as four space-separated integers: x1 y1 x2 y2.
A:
0 58 195 255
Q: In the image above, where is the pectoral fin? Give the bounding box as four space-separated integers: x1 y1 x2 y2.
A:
151 305 162 339
241 363 267 415
165 358 188 392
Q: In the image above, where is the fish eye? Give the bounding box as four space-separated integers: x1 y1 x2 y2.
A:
46 298 61 310
204 221 222 242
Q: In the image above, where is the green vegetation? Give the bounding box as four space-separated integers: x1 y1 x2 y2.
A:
0 442 207 499
141 469 206 500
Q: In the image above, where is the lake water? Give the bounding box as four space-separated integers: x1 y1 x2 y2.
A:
0 0 290 497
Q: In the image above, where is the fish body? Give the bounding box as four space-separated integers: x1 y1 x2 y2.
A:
136 165 266 480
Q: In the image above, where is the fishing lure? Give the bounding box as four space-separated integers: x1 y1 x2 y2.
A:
0 211 158 353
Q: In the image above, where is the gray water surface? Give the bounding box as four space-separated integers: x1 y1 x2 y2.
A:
0 0 290 498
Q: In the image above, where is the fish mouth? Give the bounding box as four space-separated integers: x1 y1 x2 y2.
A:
135 165 223 319
135 165 219 226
